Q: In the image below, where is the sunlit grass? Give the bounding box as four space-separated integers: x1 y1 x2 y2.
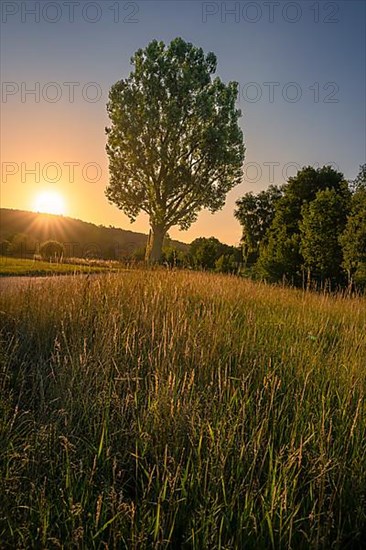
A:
0 256 113 277
0 270 365 548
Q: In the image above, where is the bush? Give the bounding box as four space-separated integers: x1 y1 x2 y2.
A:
39 240 65 262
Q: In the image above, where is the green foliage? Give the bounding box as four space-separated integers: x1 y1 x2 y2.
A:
1 272 366 547
234 185 283 264
300 189 348 283
278 165 348 226
257 166 350 283
131 233 188 266
189 237 240 270
256 231 302 283
351 163 366 193
215 253 238 273
162 246 187 268
189 237 223 269
40 240 65 262
340 186 366 284
354 262 366 286
105 37 245 261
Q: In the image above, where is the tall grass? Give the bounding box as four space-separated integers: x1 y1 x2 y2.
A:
0 270 365 548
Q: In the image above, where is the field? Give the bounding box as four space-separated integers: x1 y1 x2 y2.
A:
1 270 366 548
0 256 115 277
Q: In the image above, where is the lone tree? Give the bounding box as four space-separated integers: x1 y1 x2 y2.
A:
105 38 245 262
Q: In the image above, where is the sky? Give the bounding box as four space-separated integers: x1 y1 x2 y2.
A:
1 0 365 245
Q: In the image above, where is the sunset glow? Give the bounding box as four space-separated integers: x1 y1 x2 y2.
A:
34 190 66 216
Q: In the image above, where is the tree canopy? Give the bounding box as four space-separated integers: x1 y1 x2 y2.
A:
256 166 350 283
340 174 366 285
234 185 283 265
234 165 366 288
105 38 245 262
189 237 230 269
300 189 347 284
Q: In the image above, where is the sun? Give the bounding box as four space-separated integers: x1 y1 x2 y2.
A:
34 190 66 215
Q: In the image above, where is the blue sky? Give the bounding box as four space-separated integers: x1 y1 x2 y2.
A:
1 0 365 244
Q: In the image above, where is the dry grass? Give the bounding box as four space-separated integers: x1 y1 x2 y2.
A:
0 270 365 548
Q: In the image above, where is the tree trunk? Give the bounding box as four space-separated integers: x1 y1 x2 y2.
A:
306 268 311 291
145 225 165 263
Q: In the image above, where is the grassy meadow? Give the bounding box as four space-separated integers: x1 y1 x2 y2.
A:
0 270 366 548
0 256 114 277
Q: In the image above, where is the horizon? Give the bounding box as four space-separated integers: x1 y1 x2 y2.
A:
0 205 188 243
1 1 365 245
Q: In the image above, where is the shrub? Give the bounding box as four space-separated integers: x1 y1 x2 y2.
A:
39 240 65 262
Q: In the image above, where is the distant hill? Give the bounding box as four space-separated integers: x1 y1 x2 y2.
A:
0 209 189 259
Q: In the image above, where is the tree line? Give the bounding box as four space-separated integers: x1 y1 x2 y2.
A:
131 235 242 273
2 164 365 288
0 231 242 274
235 164 366 289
